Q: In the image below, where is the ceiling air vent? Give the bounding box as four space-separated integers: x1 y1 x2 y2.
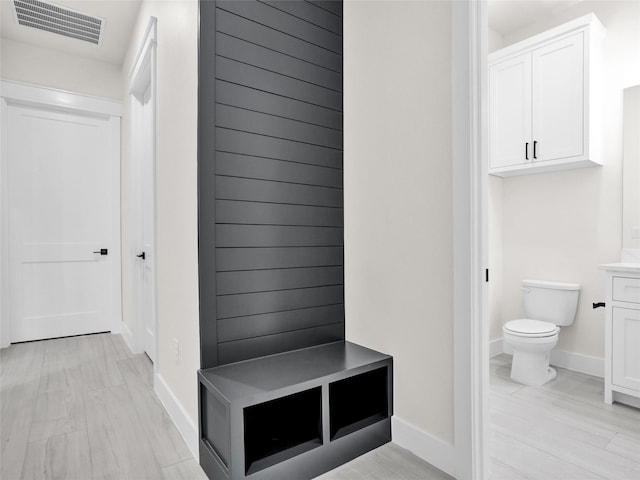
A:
13 0 104 45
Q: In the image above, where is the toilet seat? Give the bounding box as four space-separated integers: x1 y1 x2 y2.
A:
503 319 559 338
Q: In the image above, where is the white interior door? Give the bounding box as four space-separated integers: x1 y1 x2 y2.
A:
134 83 157 362
8 105 117 342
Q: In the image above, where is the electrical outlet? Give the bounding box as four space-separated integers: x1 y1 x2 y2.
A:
173 338 180 364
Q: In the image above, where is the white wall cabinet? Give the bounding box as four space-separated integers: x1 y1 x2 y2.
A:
489 14 604 177
600 264 640 408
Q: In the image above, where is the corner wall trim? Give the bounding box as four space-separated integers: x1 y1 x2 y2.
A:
154 373 199 462
391 416 455 478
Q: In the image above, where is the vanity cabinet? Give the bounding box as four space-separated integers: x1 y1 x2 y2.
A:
600 264 640 407
489 14 605 176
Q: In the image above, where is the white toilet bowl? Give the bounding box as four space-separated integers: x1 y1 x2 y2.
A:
503 279 580 386
503 319 559 385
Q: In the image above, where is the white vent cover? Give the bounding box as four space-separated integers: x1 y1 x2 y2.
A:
13 0 105 45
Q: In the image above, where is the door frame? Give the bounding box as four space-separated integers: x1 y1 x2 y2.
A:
0 80 123 348
452 1 488 479
128 17 158 363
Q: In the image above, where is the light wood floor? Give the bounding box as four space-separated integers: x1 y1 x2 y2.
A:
489 354 640 480
0 333 207 480
3 334 638 480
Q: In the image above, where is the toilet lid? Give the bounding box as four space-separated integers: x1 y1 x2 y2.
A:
504 319 559 337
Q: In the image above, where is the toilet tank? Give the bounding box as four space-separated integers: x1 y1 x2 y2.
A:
522 279 581 326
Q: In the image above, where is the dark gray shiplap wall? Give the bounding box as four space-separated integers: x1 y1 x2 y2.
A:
199 0 344 368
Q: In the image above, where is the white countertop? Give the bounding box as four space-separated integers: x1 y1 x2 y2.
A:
599 262 640 273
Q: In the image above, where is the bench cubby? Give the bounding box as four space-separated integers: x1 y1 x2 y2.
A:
198 341 392 480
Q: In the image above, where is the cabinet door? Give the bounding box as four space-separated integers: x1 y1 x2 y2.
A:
612 307 640 392
532 32 585 163
489 53 532 169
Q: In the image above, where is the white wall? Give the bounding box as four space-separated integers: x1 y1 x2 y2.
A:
344 0 453 443
488 27 503 54
121 0 199 426
0 39 122 100
489 2 640 360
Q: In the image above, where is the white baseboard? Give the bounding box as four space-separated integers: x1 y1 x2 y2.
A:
550 349 604 378
154 373 199 462
391 416 455 477
489 338 503 358
119 321 135 353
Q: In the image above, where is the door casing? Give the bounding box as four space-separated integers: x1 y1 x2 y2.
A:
128 17 159 365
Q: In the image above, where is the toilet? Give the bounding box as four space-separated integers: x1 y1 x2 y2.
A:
503 279 580 386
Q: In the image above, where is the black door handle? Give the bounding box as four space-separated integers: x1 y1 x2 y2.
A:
533 140 538 159
93 248 108 255
525 142 529 160
137 252 146 260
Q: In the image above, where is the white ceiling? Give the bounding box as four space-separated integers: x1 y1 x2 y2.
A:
0 0 142 65
488 0 585 36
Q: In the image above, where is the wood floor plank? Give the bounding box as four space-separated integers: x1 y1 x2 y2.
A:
1 378 39 480
491 430 607 480
491 406 640 479
107 333 136 361
490 355 640 480
118 355 153 387
160 459 209 480
370 443 454 480
606 433 640 464
38 337 83 394
28 389 86 442
1 341 44 387
21 430 92 480
124 371 192 467
85 385 163 480
511 384 640 441
78 335 124 391
314 443 453 480
491 391 615 448
488 459 530 480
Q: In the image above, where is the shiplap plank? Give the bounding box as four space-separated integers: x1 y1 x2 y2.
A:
216 225 343 248
215 176 343 207
216 246 343 271
307 1 342 17
216 33 341 91
216 200 343 226
262 1 342 34
216 9 341 72
215 151 343 188
217 1 341 53
217 266 343 294
217 285 343 319
215 104 342 149
217 303 344 342
216 129 343 169
216 57 342 111
216 81 342 130
217 323 344 364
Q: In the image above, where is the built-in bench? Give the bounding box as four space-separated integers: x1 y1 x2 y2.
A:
198 341 393 480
